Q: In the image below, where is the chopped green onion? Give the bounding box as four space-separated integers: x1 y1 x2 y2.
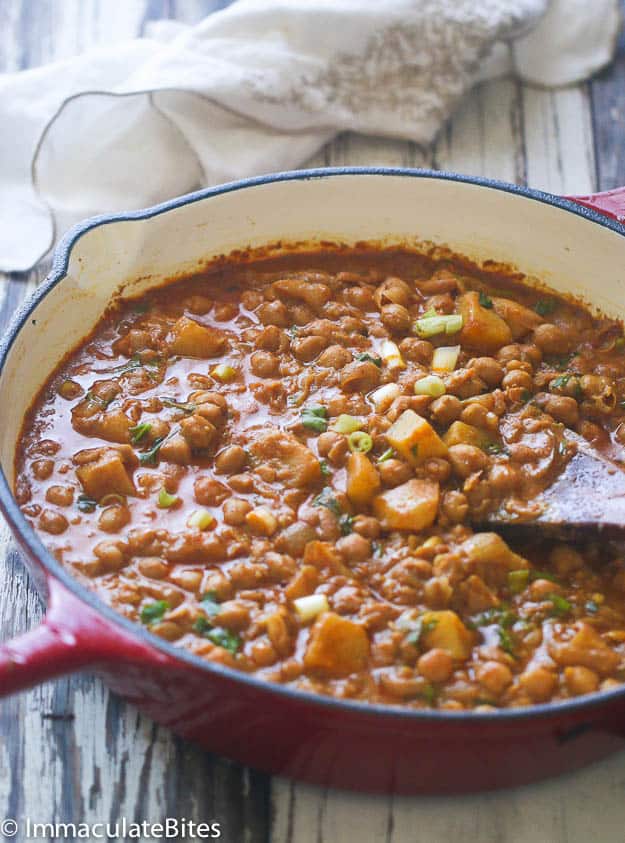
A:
414 313 463 338
414 375 446 397
331 413 362 434
129 421 152 444
140 600 169 625
294 594 329 623
479 291 493 309
187 508 215 530
497 626 516 657
85 390 113 409
211 363 237 382
355 352 382 368
339 513 354 535
319 460 332 477
205 627 240 654
313 487 342 518
347 431 373 454
160 396 196 414
548 593 572 617
200 591 221 617
301 405 328 433
157 487 179 509
380 340 405 369
508 569 530 594
77 494 97 513
534 298 557 317
432 345 460 373
139 436 167 466
370 383 401 411
377 447 395 463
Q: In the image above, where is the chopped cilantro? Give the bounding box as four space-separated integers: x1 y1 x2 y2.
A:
319 459 332 477
420 683 437 705
355 352 382 368
139 435 167 466
478 291 493 309
548 593 572 617
85 391 113 409
313 487 342 518
339 513 354 536
402 615 438 648
129 421 152 444
585 600 599 614
497 626 516 658
160 396 196 414
200 591 221 618
301 405 328 433
534 298 557 317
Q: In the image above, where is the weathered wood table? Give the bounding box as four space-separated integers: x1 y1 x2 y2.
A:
2 2 625 841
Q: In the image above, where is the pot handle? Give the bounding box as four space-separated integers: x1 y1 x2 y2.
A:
564 187 625 224
0 575 166 697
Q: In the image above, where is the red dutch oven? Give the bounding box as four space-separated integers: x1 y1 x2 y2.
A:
1 169 625 795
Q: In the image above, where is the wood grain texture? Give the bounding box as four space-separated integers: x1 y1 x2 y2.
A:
0 2 624 841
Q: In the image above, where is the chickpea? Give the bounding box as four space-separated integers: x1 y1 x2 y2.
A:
250 350 279 378
429 394 462 426
316 344 352 369
380 303 411 333
93 539 127 572
229 473 255 493
540 394 579 426
340 360 381 393
468 357 504 387
519 667 558 702
423 576 453 608
39 509 69 535
487 463 522 494
417 648 454 683
98 505 131 533
215 445 247 475
317 431 349 466
529 579 557 600
497 343 542 366
549 544 584 575
423 458 451 483
194 476 229 506
533 324 572 355
138 557 169 579
292 335 326 362
169 568 203 593
501 369 533 390
257 300 290 328
378 458 412 487
447 444 488 479
441 490 469 523
32 459 54 480
564 666 599 696
342 285 376 310
336 533 372 562
399 337 433 365
476 661 513 696
152 621 183 642
223 497 252 526
460 402 499 431
275 521 317 557
374 276 411 308
352 515 381 539
255 325 285 352
45 484 74 507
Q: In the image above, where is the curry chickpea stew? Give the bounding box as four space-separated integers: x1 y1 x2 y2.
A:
15 246 625 710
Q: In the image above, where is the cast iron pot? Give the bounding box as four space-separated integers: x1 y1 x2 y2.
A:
1 169 625 795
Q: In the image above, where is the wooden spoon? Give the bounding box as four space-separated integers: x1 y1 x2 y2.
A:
482 428 625 540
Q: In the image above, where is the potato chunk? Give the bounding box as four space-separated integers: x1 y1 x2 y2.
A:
168 316 226 358
304 612 369 676
462 533 529 587
386 409 447 467
249 428 321 489
346 452 380 507
458 292 512 352
443 421 485 448
548 623 619 676
491 297 543 340
420 610 473 660
373 478 439 531
75 450 135 500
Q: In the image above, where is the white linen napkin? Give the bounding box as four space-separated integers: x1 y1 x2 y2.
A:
0 0 620 272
